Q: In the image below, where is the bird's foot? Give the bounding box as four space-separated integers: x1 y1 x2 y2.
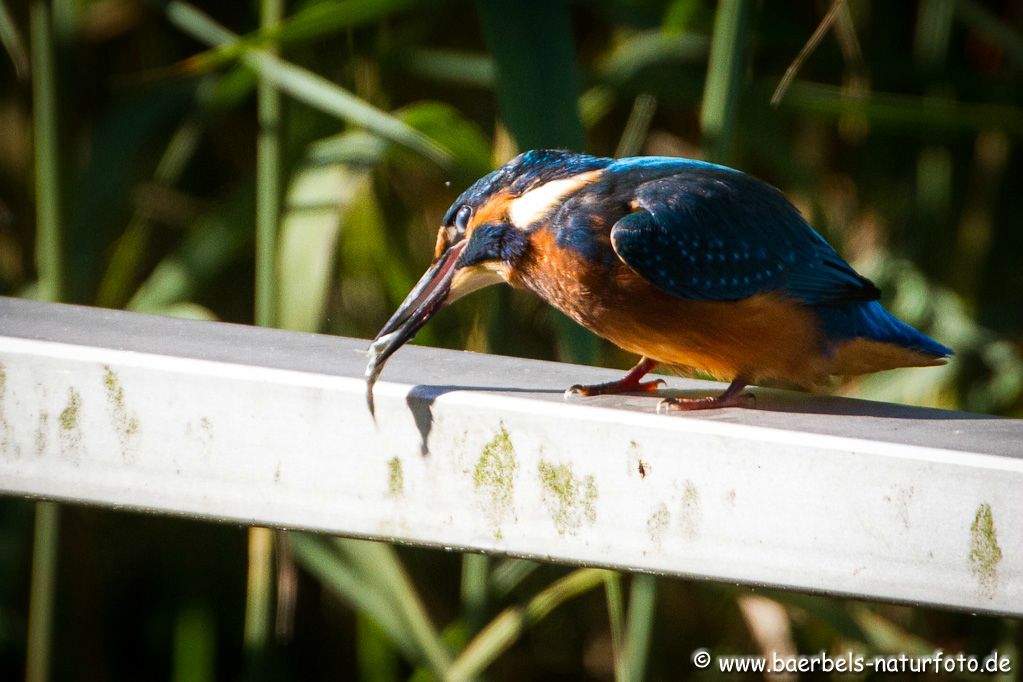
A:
565 377 666 398
564 357 663 398
657 391 755 413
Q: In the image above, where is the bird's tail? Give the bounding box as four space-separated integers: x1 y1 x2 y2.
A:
817 300 952 376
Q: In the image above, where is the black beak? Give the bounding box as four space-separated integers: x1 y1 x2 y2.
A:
365 241 467 417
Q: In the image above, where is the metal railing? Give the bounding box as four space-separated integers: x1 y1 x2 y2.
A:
0 296 1020 616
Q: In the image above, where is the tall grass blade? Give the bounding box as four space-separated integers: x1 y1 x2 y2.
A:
25 501 58 682
165 2 451 168
243 526 274 676
288 534 419 661
490 558 540 599
475 0 584 151
615 94 657 158
995 620 1017 682
31 0 62 302
356 614 400 682
127 187 254 312
255 0 284 329
623 575 657 682
396 101 492 181
447 568 609 682
474 0 598 364
595 30 709 87
277 162 364 332
700 0 752 163
172 606 216 682
461 553 490 635
753 588 868 642
850 605 935 656
96 77 220 308
915 0 956 69
579 86 616 129
273 105 482 332
27 3 63 679
772 81 1023 135
771 0 845 106
0 0 29 79
182 0 424 76
603 573 626 680
399 49 495 89
248 3 285 663
913 0 955 275
333 539 452 677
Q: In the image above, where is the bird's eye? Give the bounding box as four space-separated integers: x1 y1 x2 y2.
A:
454 205 472 233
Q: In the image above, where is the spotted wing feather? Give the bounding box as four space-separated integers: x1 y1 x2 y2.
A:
609 170 879 304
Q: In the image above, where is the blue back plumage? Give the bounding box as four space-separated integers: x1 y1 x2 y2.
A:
607 161 879 305
598 156 950 357
607 156 737 175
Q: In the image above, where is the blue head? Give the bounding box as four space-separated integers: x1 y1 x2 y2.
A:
433 150 610 260
365 150 611 408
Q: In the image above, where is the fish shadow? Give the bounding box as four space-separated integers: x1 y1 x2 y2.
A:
404 384 562 456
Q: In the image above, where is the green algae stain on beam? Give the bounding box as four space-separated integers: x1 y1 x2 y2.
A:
647 503 670 548
103 366 141 463
678 479 701 540
59 388 80 432
59 387 82 460
473 423 518 539
35 412 49 455
969 503 1003 598
537 460 598 536
387 456 404 497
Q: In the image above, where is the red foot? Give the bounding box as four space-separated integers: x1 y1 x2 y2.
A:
564 357 664 398
657 392 755 412
566 377 665 397
656 378 754 412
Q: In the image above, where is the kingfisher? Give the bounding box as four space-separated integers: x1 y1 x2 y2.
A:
365 150 951 414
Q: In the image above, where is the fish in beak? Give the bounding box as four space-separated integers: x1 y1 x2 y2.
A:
364 241 468 417
365 210 522 417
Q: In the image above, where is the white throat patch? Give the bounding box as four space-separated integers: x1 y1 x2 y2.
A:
507 170 601 229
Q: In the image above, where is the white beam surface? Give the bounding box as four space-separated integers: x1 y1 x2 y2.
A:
0 297 1020 615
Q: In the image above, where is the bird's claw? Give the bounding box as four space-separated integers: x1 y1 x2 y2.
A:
642 378 668 392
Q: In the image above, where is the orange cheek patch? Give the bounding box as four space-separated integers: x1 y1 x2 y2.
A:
466 190 513 238
436 190 514 259
433 227 450 259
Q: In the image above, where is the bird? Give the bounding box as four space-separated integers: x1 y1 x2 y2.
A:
365 150 952 414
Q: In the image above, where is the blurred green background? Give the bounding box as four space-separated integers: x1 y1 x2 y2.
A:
1 0 1021 679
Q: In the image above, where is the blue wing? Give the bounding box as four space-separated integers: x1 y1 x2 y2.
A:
609 167 879 304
